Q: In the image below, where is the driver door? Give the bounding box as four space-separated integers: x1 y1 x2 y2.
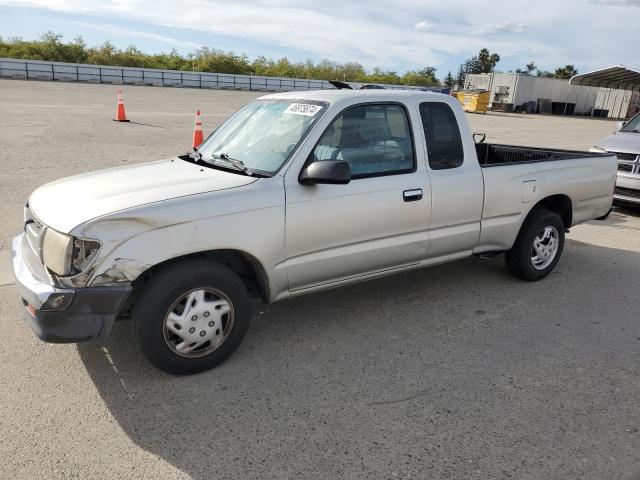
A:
283 102 431 291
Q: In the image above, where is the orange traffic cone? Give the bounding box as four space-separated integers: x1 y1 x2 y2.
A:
113 90 129 122
192 109 204 148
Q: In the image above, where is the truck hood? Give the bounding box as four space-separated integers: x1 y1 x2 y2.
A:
29 158 257 233
595 131 640 154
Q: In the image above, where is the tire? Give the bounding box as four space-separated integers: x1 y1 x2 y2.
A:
133 259 251 375
505 209 565 281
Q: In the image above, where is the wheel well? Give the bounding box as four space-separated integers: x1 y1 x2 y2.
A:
132 250 270 304
529 194 572 229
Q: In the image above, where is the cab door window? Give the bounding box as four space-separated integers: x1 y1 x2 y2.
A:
312 104 415 178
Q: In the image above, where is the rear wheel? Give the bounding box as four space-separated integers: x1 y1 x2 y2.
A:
133 259 251 375
505 209 565 281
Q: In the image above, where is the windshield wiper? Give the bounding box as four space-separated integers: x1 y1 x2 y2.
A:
211 153 255 176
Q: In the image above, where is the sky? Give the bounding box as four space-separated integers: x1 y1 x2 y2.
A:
0 0 638 79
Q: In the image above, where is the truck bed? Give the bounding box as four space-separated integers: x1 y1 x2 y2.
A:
475 143 609 167
476 144 616 253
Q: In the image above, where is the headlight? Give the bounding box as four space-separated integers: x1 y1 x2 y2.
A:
589 146 607 153
42 228 101 276
42 229 73 275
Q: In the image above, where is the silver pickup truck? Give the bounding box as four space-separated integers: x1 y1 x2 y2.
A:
12 90 616 374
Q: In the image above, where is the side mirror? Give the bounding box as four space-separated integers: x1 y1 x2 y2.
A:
299 160 351 185
615 121 626 132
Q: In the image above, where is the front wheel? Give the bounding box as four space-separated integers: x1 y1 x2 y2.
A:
133 259 251 375
505 209 565 281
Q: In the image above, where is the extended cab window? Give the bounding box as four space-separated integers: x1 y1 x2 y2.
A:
419 102 464 170
312 104 414 178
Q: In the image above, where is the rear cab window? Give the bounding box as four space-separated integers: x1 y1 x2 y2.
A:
419 102 464 170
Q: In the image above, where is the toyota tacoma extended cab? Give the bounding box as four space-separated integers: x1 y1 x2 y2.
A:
12 90 616 375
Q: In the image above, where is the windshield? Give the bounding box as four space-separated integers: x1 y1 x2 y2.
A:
621 112 640 132
197 99 326 174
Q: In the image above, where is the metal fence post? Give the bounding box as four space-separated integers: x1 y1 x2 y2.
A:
161 70 164 87
76 64 79 82
51 63 55 81
99 67 102 84
25 61 29 79
121 68 124 84
180 71 183 86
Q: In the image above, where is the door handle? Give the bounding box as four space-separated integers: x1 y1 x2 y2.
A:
403 189 423 202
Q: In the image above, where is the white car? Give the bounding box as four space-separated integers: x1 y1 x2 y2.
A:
591 111 640 205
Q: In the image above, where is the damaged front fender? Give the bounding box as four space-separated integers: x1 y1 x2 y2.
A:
91 258 152 286
59 217 162 288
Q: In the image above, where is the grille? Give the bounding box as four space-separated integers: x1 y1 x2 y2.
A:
618 162 634 173
613 152 638 161
614 187 640 199
24 204 45 260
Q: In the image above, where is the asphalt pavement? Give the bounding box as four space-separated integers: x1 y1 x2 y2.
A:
1 79 639 479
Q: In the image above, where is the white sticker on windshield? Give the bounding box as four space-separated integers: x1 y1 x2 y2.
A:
284 103 323 116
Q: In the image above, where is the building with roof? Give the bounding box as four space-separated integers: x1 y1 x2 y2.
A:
464 67 640 119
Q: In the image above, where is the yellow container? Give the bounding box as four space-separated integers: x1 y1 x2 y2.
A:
455 90 490 113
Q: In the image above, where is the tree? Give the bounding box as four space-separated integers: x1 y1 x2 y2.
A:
86 41 117 65
401 66 439 86
459 48 500 75
515 62 539 76
525 62 537 75
477 48 500 73
367 67 401 85
38 31 67 62
455 48 500 89
554 65 578 79
462 57 480 75
68 36 88 63
443 71 456 88
456 64 466 88
402 67 440 87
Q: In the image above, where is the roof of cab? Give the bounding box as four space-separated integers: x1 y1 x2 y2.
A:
257 88 452 105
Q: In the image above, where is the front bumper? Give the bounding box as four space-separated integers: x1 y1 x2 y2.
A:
614 173 640 205
11 234 131 343
613 172 640 205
